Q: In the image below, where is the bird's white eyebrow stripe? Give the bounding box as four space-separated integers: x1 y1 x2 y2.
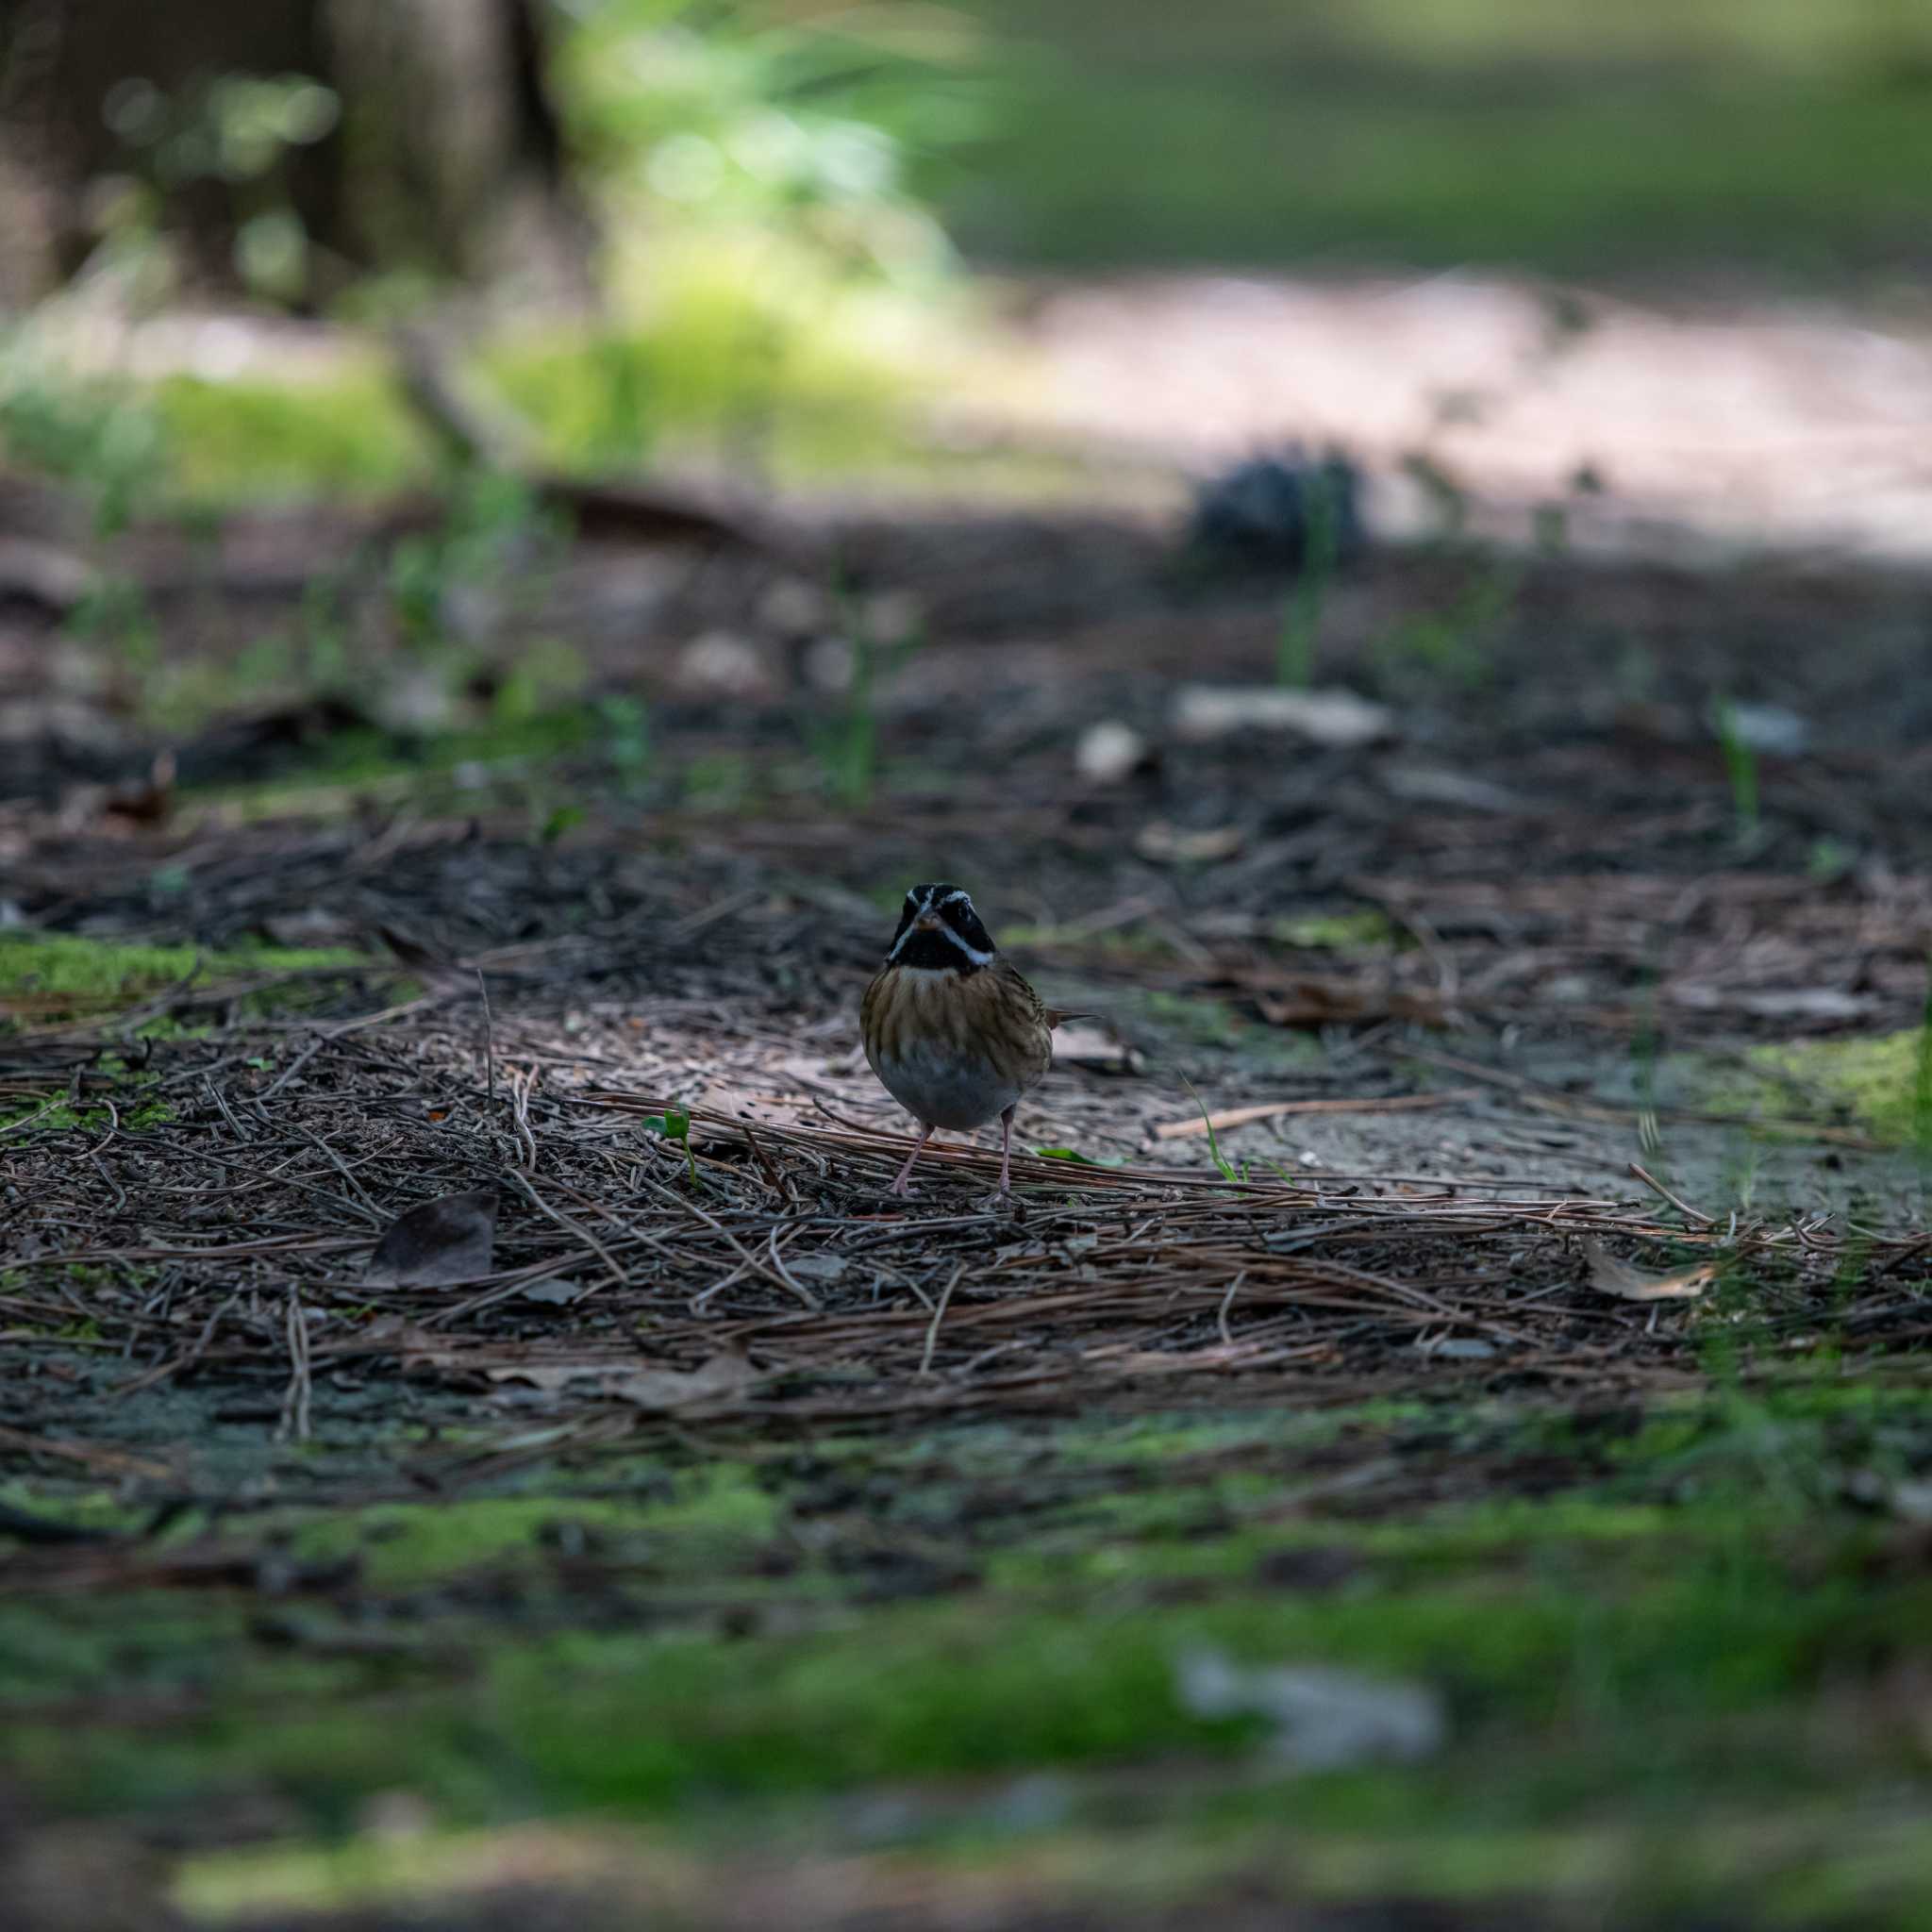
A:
938 931 994 964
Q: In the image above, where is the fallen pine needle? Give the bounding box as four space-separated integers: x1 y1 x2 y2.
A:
921 1259 966 1377
1152 1090 1481 1142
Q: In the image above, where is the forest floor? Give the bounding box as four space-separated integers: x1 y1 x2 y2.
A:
7 477 1932 1929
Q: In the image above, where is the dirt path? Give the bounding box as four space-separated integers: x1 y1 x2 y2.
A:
953 273 1932 563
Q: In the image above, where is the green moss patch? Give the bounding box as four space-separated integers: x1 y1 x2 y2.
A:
0 932 371 1022
285 1467 780 1593
9 1489 1922 1824
154 369 432 504
1728 1028 1932 1147
7 1394 1931 1824
130 246 940 512
10 1391 1932 1926
1268 911 1398 951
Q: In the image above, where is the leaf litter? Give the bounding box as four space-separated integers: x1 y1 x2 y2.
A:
6 498 1932 1924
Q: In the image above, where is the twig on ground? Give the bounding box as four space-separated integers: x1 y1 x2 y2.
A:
920 1261 967 1377
1152 1090 1483 1141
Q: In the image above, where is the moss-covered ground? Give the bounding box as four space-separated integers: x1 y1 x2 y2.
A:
0 933 368 1012
8 1382 1932 1924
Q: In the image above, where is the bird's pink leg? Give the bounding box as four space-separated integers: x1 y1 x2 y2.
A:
998 1105 1016 1195
889 1124 934 1197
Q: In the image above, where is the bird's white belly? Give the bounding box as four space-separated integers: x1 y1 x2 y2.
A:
873 1039 1023 1131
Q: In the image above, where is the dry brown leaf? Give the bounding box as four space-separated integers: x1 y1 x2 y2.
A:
364 1188 499 1287
102 749 175 827
1171 684 1393 748
1051 1024 1144 1074
1582 1241 1715 1302
0 534 100 615
1134 821 1244 865
487 1352 754 1411
1667 985 1876 1022
1253 979 1450 1029
485 1362 608 1393
610 1352 754 1410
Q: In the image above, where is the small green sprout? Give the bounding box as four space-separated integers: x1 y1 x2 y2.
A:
643 1108 698 1182
1181 1077 1245 1185
1711 698 1760 844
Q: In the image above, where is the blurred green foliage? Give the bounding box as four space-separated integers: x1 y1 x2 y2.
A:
20 1385 1932 1926
807 587 925 806
2 0 1924 758
0 336 168 533
1711 698 1763 846
11 0 1921 530
484 258 920 477
96 70 341 302
554 0 982 289
0 299 925 517
153 369 430 499
0 0 976 517
942 0 1932 280
972 0 1932 73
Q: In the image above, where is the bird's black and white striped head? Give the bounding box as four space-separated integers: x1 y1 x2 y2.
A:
886 881 996 973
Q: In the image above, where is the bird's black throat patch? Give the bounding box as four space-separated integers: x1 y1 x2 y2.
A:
893 928 984 973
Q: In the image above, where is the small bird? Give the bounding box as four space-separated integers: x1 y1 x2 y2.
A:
861 882 1065 1197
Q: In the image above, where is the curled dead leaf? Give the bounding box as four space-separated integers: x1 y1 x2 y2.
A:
1254 978 1450 1029
1051 1024 1144 1074
1175 1647 1444 1770
364 1188 499 1288
1172 684 1393 748
103 749 175 827
486 1362 612 1393
1134 821 1244 865
1582 1240 1715 1302
610 1352 754 1410
487 1351 754 1411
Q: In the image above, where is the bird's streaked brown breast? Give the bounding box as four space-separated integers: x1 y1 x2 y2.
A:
863 959 1053 1093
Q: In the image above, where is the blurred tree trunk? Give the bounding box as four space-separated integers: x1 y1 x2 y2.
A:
0 0 587 307
0 0 69 307
325 0 583 289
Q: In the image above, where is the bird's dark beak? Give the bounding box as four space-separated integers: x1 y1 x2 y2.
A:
913 914 941 933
